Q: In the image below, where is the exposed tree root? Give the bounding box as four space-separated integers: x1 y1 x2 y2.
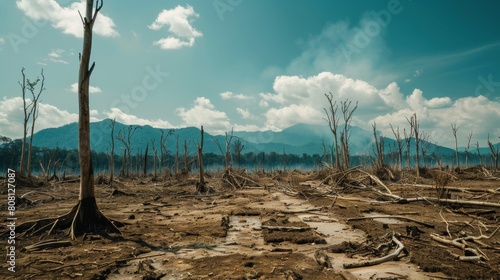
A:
4 197 121 240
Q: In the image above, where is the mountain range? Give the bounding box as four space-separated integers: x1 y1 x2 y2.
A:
24 119 498 157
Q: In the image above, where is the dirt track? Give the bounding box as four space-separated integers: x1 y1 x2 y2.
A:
1 168 499 279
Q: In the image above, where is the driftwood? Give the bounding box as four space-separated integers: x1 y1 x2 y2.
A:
398 197 500 208
347 215 434 228
397 183 498 194
343 234 407 268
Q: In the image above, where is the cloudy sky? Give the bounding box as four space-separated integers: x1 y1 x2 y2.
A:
1 0 499 148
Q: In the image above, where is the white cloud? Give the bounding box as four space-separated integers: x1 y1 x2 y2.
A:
220 91 253 100
264 104 323 131
372 94 500 147
105 108 174 128
176 97 231 134
413 69 423 77
45 49 69 64
0 37 5 44
236 108 252 119
254 72 500 147
149 5 202 50
16 0 119 38
0 97 80 139
69 82 102 94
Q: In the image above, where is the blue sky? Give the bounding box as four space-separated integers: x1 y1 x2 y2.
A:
1 0 500 148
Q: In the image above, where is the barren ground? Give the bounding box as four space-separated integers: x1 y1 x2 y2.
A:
1 167 499 280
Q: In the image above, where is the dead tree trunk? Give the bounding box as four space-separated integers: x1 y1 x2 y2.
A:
465 131 473 168
151 139 157 178
451 123 460 170
27 70 45 177
340 99 358 170
10 0 121 240
407 113 420 177
390 124 403 171
324 93 340 169
19 68 33 176
372 122 384 171
488 135 499 171
108 118 116 183
197 126 207 192
143 143 148 176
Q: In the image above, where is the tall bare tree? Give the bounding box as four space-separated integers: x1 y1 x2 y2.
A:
340 99 358 170
451 123 460 170
196 126 207 193
406 113 420 177
403 128 413 169
108 118 116 183
372 122 385 170
323 93 340 169
19 68 33 175
70 0 120 238
487 135 499 171
390 124 403 171
12 0 120 239
159 129 174 174
233 139 244 168
26 69 45 177
420 131 431 168
151 138 158 178
116 125 139 177
143 143 148 176
464 131 473 168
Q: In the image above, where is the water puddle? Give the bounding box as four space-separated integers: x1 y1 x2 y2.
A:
299 214 366 245
364 211 404 224
108 191 438 279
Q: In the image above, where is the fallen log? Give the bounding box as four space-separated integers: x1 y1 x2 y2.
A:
398 197 500 208
343 235 407 268
397 183 498 194
430 233 466 250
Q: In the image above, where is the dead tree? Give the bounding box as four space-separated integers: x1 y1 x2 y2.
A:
159 129 174 174
390 124 403 171
283 148 287 172
407 113 420 177
151 139 158 178
233 139 244 168
19 68 33 176
196 126 207 192
451 123 460 170
10 0 120 240
372 122 385 171
340 99 358 170
214 129 234 168
174 135 179 174
465 131 473 168
403 128 413 169
108 118 116 183
323 93 341 169
476 141 484 167
116 125 139 177
26 69 45 177
487 135 499 171
143 143 148 176
420 131 431 168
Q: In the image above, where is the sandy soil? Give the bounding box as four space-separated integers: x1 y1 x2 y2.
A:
1 167 499 280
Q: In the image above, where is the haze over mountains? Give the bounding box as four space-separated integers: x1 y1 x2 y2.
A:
24 119 498 157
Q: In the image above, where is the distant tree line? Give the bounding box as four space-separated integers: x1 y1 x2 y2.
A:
0 137 496 177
